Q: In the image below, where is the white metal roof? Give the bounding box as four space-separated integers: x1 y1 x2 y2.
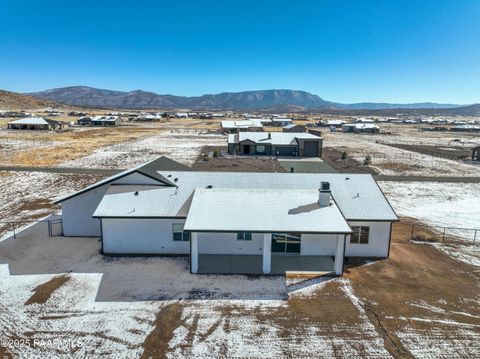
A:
92 116 119 122
93 185 191 217
92 171 398 221
8 117 50 125
230 132 321 145
184 188 351 233
221 119 263 129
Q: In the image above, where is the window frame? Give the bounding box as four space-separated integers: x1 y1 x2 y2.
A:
271 233 301 254
350 226 370 244
172 223 190 242
237 232 252 241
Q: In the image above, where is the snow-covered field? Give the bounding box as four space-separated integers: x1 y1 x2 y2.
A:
380 181 480 266
62 131 226 169
0 130 226 236
324 132 480 176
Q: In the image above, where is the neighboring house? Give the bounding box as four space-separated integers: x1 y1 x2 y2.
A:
221 119 263 133
271 118 293 127
77 116 93 126
283 124 307 133
228 132 323 157
472 146 480 161
7 117 64 130
91 116 122 126
55 157 398 275
319 120 345 128
342 123 380 134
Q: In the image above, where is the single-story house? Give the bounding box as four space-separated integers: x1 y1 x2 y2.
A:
221 119 263 133
283 124 307 133
91 116 122 126
7 117 64 130
472 146 480 161
77 116 93 126
228 132 323 157
342 123 380 134
271 118 293 127
55 157 398 275
319 120 345 128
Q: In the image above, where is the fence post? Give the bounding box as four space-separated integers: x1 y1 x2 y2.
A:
442 228 446 243
474 230 477 245
13 221 16 239
410 224 415 241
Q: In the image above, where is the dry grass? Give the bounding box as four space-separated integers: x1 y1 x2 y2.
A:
0 127 165 167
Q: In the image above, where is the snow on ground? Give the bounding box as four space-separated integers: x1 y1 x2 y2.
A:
0 171 103 237
62 131 226 169
0 222 393 358
395 323 480 358
323 132 480 176
380 181 480 266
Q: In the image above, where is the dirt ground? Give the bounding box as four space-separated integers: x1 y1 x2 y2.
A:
192 146 286 172
384 143 472 161
152 224 480 358
192 157 286 172
322 147 378 174
2 219 479 358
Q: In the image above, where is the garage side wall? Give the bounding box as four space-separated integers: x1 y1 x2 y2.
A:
61 185 109 236
61 172 164 237
345 221 391 257
102 218 189 254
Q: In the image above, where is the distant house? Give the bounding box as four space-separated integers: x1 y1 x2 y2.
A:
91 116 122 126
55 157 398 275
7 117 64 130
228 132 323 157
472 146 480 161
271 118 293 127
77 116 93 126
283 124 307 133
319 120 345 128
342 123 380 134
221 119 263 133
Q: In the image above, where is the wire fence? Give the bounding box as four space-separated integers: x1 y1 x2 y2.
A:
396 220 478 246
0 217 63 239
0 139 57 150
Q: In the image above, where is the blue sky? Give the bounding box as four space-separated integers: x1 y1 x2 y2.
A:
0 0 479 103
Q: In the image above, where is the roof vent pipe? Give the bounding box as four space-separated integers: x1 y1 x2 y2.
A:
318 181 331 207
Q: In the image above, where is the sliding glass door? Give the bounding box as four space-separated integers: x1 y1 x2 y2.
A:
271 233 301 254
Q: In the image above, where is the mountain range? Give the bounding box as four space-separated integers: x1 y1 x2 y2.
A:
27 86 476 113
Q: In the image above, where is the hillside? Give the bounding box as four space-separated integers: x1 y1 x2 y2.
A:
0 90 62 110
28 86 470 112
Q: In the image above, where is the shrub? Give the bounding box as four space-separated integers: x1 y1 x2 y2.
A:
213 148 221 157
363 154 372 165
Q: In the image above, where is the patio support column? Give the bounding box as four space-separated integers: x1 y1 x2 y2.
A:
334 234 345 275
262 233 271 274
191 232 199 273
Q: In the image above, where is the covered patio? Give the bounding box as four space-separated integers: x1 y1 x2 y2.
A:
197 254 335 275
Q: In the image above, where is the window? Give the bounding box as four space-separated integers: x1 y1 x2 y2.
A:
173 223 190 241
271 233 301 253
350 226 369 244
237 232 252 241
255 145 266 154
